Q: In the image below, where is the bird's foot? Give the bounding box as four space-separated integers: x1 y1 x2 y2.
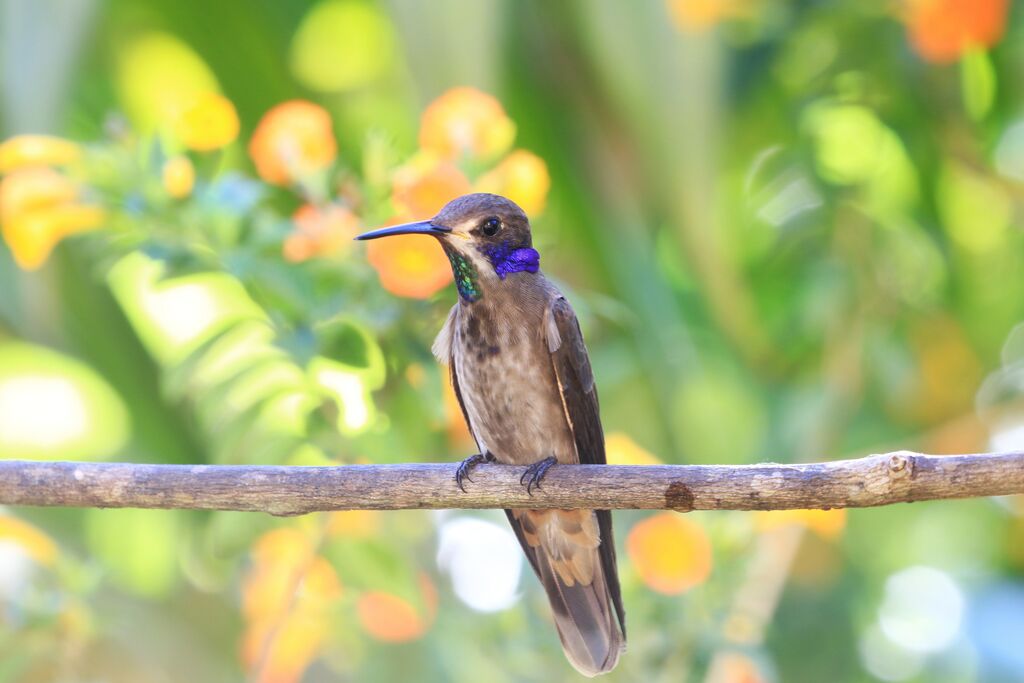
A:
520 456 558 496
455 452 496 492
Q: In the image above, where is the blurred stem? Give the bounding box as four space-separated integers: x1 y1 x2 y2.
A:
703 525 804 683
703 208 872 679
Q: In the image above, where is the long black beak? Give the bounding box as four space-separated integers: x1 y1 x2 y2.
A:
355 220 451 241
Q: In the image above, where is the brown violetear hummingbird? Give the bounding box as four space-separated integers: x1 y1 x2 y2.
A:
357 193 626 676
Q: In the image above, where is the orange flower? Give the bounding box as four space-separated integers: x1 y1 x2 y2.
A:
904 0 1008 63
475 149 551 216
249 100 337 185
283 203 359 262
356 576 436 643
177 92 240 151
365 216 452 299
605 432 662 465
241 528 342 683
0 135 79 173
706 652 767 683
242 529 313 622
392 156 471 217
162 156 195 198
419 87 516 161
626 512 712 594
754 509 847 540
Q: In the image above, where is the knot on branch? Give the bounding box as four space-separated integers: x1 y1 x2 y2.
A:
665 481 695 512
886 451 914 480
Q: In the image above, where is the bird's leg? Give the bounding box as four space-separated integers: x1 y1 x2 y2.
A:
455 451 496 492
520 456 558 496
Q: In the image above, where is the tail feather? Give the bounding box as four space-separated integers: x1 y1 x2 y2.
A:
506 510 626 677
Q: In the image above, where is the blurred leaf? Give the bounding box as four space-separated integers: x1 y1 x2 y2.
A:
108 252 268 365
289 0 397 93
937 162 1011 253
672 370 766 464
804 101 918 217
115 32 220 133
0 342 128 460
961 49 996 121
85 508 184 598
309 355 380 435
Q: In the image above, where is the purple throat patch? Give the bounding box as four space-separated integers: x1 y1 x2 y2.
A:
492 247 540 279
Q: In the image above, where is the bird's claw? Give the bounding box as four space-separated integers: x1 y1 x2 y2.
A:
455 452 495 492
520 456 557 496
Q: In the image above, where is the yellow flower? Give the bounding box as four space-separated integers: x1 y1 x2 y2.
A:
0 167 78 223
162 156 195 198
419 87 516 161
475 149 551 215
666 0 748 31
0 168 104 270
3 205 106 270
176 92 240 151
249 100 337 185
325 510 380 539
605 432 662 465
0 135 79 173
283 203 359 263
626 512 712 594
754 508 847 540
0 514 58 566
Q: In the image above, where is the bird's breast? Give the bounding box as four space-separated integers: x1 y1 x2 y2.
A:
453 304 577 466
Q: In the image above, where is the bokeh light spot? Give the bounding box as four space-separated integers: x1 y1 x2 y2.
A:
878 566 964 654
437 517 522 612
0 343 128 460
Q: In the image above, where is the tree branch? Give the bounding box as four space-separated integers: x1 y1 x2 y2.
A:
1 451 1021 516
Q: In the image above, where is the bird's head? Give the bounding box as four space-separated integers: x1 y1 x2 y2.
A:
356 193 540 302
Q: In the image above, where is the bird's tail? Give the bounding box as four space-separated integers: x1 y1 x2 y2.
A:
507 509 626 677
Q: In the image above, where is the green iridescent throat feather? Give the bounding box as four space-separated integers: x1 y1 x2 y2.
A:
445 249 481 302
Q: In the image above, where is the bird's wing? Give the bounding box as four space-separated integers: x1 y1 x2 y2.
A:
432 304 458 364
542 296 626 638
543 296 604 466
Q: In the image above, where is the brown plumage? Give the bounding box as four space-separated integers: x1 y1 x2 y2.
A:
358 193 625 676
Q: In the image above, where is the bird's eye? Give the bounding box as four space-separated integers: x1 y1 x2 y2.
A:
481 217 501 236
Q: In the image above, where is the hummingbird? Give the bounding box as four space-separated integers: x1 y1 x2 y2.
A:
357 193 626 676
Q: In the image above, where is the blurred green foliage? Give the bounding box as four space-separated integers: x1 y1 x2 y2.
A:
1 0 1024 682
